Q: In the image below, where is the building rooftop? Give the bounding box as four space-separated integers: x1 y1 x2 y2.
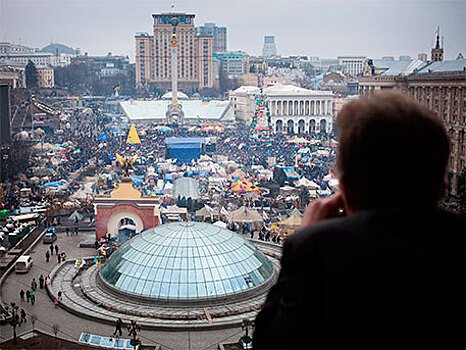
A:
415 58 466 74
173 177 200 200
372 59 425 76
230 84 333 96
162 91 189 99
119 100 234 122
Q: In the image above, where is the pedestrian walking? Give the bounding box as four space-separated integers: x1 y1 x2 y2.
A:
128 320 137 337
45 250 50 262
57 254 61 264
55 245 59 255
46 275 51 286
30 291 35 306
54 298 58 308
31 278 37 291
20 309 26 325
19 289 25 302
58 290 62 301
26 289 30 303
49 244 54 256
39 274 44 289
75 227 79 236
113 318 123 337
66 227 69 237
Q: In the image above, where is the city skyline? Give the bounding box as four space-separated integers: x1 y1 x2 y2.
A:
0 0 464 61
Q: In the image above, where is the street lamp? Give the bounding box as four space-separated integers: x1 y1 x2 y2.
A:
5 302 19 344
240 317 255 349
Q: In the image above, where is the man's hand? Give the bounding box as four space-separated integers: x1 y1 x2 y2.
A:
300 192 345 229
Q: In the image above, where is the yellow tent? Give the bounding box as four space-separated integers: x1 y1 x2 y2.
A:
278 213 302 235
126 124 141 144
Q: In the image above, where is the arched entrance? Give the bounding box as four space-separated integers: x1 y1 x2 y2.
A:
107 211 144 243
298 119 305 135
275 120 283 133
309 119 316 134
118 218 136 243
287 120 294 135
320 119 327 134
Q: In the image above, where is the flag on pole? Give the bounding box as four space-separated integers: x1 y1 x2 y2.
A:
205 204 214 221
262 211 269 221
220 207 230 219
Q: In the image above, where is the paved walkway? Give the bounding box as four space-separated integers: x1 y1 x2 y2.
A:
0 230 279 349
48 254 279 329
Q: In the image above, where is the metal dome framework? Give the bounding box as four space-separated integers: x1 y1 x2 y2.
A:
99 222 274 301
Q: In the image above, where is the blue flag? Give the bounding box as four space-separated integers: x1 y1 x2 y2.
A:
98 133 107 142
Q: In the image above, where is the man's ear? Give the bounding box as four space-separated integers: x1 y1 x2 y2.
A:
437 177 448 203
338 174 354 215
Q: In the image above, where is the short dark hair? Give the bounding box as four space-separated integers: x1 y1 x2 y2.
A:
336 91 450 210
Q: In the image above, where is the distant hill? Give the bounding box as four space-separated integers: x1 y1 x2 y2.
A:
41 43 79 55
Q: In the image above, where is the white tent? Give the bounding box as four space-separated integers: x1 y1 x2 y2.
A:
213 221 227 228
68 210 83 221
297 177 321 190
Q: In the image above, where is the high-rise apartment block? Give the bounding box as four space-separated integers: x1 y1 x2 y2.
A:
135 13 214 92
195 23 227 53
262 36 277 57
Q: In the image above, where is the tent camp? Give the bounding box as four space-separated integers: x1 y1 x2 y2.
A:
228 168 249 181
229 206 263 224
230 180 260 194
68 210 84 221
195 206 220 221
296 177 321 190
278 212 302 235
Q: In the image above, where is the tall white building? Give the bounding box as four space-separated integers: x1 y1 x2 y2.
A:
262 36 277 57
0 52 53 67
338 56 366 77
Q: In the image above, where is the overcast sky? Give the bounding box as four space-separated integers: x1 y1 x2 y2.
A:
1 0 464 62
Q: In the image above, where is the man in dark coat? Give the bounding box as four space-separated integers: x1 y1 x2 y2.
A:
253 92 465 349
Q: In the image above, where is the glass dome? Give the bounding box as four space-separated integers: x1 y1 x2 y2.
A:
100 222 274 300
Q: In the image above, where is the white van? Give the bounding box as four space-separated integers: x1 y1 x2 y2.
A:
15 255 33 273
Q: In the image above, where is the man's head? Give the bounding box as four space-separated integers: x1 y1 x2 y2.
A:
336 91 450 211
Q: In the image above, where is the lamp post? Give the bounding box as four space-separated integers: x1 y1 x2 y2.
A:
240 317 255 349
5 302 19 344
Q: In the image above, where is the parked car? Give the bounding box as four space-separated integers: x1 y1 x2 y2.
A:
15 255 33 273
42 232 57 244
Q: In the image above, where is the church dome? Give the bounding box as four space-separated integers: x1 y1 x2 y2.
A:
100 222 274 301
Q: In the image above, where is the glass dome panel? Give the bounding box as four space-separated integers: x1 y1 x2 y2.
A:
100 222 274 300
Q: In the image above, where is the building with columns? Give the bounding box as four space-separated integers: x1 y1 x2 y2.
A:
359 56 466 200
229 84 334 134
135 12 214 92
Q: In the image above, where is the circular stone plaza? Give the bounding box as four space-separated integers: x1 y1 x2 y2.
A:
0 222 282 349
